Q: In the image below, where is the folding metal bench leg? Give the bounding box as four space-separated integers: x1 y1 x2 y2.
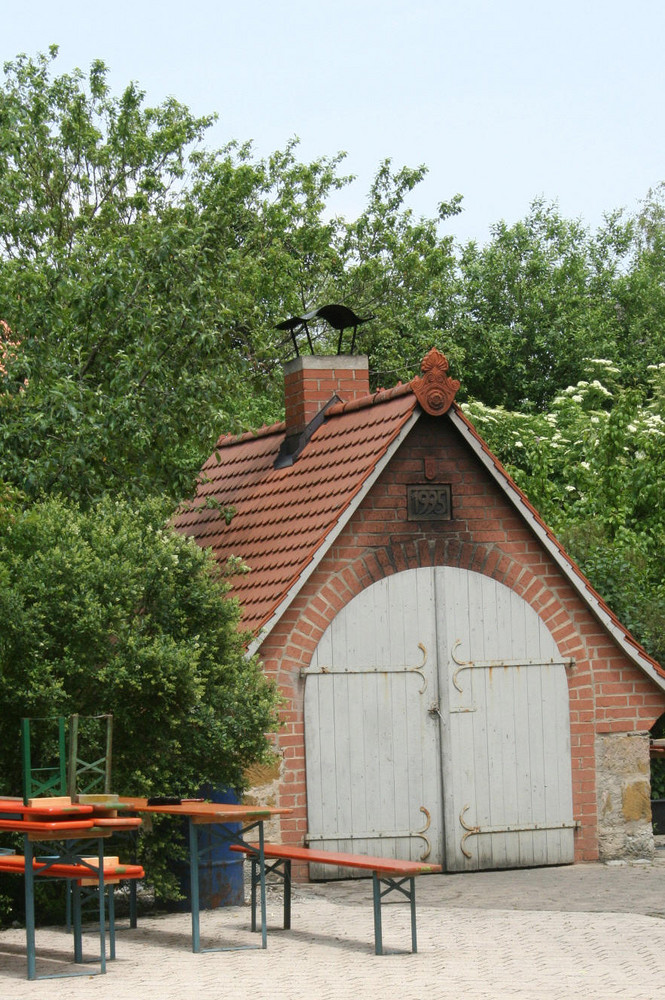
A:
23 835 37 981
96 839 107 973
283 859 291 929
188 819 201 953
409 877 417 953
250 857 257 932
108 886 116 960
372 872 383 956
129 877 138 929
249 856 291 931
372 874 418 956
72 882 84 963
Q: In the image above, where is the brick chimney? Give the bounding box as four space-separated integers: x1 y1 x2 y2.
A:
275 355 371 468
283 355 370 436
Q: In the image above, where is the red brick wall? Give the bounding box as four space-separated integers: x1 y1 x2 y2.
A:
258 414 665 864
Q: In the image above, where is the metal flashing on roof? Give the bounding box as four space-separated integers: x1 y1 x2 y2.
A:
274 395 341 469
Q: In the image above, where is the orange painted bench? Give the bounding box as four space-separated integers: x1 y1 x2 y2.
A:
0 852 144 882
0 852 144 961
0 796 143 977
231 842 442 955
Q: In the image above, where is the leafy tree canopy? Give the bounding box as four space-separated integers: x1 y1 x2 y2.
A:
0 488 280 918
0 48 461 506
2 46 665 832
448 193 665 411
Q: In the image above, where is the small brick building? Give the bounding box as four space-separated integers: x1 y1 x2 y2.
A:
175 349 665 871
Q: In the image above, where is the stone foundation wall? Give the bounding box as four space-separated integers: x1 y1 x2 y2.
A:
596 731 654 859
242 753 285 842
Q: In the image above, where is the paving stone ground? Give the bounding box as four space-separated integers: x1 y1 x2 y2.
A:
1 843 664 1000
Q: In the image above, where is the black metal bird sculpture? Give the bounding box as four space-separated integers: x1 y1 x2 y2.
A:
275 304 374 356
311 304 374 354
274 313 314 356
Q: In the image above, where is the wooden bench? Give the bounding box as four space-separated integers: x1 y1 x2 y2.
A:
0 852 144 961
0 852 143 881
231 842 442 955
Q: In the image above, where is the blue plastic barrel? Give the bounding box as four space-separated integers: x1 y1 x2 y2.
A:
170 785 244 910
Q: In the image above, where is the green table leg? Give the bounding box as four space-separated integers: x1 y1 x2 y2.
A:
189 819 201 953
97 837 106 973
23 835 36 980
108 886 116 960
409 876 417 953
72 881 83 963
258 822 267 949
283 858 291 930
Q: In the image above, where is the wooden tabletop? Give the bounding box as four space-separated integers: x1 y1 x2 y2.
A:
117 797 290 822
0 796 289 831
0 798 142 835
0 797 94 817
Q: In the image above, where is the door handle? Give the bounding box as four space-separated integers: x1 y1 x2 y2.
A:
428 703 442 719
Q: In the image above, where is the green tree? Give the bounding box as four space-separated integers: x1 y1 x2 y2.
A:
0 493 279 798
450 200 627 410
176 147 463 395
0 491 281 919
0 47 221 501
611 184 665 383
0 49 462 505
329 161 462 387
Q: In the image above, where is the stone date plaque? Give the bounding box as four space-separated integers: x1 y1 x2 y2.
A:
407 484 452 520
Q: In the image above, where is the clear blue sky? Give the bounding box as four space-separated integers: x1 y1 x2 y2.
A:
3 0 665 245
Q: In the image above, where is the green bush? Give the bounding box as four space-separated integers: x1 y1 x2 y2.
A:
0 492 281 922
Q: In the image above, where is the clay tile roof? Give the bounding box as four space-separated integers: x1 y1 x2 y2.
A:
174 390 418 637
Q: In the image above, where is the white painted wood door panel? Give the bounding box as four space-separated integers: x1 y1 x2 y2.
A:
304 570 443 876
435 568 574 870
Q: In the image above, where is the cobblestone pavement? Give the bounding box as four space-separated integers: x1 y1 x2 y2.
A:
1 846 664 1000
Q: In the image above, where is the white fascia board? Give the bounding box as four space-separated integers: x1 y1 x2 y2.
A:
246 409 421 658
448 408 665 692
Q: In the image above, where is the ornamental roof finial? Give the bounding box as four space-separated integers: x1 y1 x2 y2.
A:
410 347 460 416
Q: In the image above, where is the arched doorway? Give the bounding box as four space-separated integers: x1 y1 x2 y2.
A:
304 567 575 872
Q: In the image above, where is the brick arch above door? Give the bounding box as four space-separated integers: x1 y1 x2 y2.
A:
266 538 587 695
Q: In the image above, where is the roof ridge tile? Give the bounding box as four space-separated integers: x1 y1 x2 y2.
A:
216 420 286 447
326 381 414 416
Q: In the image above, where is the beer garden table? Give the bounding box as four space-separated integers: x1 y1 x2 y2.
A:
118 797 291 953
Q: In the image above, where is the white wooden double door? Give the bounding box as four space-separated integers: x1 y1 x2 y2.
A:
304 567 575 872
